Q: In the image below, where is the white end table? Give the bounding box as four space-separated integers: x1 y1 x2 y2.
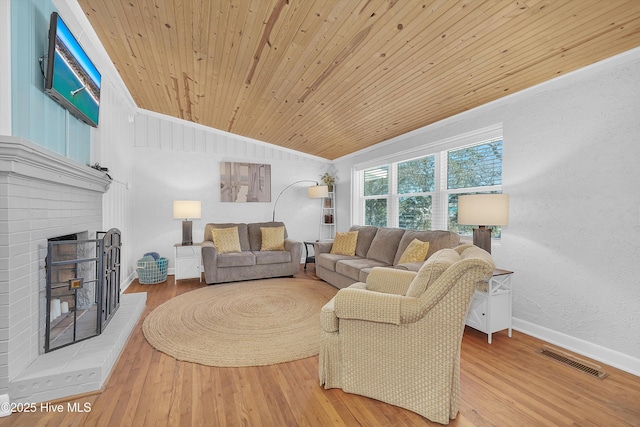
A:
465 269 514 343
174 243 202 282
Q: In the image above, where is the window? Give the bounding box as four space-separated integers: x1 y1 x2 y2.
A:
398 156 434 230
354 136 503 237
363 166 389 227
446 139 503 237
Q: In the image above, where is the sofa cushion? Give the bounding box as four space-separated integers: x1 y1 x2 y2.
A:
398 239 430 264
349 225 379 257
260 226 285 251
331 231 358 256
211 227 242 253
317 253 356 272
405 249 460 297
205 223 250 251
366 227 405 264
217 251 256 268
336 258 389 282
394 230 460 265
254 250 292 265
248 222 288 251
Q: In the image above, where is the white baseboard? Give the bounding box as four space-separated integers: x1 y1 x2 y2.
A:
513 318 640 377
120 271 137 292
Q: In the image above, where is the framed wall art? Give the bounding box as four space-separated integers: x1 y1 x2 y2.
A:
220 162 271 202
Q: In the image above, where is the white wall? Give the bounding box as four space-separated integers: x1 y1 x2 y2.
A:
55 0 138 285
132 111 331 268
334 48 640 376
93 79 136 283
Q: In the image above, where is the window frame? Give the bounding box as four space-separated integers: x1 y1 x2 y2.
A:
352 125 503 235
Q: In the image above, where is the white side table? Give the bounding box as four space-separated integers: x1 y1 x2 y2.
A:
465 269 513 344
174 243 202 282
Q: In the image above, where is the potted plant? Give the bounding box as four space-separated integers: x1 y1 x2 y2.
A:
320 172 337 192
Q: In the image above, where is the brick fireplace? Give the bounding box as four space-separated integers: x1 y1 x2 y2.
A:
0 136 145 404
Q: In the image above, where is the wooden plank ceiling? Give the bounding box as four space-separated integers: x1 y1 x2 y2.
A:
79 0 640 160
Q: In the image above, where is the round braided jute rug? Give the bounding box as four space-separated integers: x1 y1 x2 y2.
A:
142 278 337 366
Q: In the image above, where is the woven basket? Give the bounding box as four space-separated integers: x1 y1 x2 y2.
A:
137 257 168 284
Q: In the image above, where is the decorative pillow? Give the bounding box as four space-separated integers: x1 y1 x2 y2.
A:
260 226 285 251
330 231 358 256
211 226 241 254
398 239 430 264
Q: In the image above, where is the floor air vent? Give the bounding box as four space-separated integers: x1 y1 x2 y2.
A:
537 346 608 379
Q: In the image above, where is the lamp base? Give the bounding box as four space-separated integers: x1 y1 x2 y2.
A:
182 220 193 246
473 226 492 253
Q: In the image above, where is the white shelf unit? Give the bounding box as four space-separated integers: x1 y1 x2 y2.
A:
465 269 513 344
320 187 336 240
174 243 202 282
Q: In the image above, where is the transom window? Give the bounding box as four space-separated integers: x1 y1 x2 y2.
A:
354 136 503 237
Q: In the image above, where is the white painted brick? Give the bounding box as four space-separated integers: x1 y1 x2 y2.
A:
9 231 31 246
8 265 29 283
0 140 119 402
6 276 27 295
8 342 30 379
8 315 28 341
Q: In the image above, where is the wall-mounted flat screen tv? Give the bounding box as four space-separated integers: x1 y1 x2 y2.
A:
45 12 101 127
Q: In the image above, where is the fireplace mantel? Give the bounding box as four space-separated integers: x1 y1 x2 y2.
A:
0 136 111 193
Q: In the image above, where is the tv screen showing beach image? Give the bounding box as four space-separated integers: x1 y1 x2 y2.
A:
49 14 101 126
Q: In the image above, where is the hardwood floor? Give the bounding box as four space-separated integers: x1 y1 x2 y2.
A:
3 267 639 426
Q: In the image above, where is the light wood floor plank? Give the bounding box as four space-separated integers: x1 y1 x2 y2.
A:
1 266 639 426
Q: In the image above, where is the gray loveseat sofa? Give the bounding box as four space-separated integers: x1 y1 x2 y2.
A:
202 221 302 284
314 225 460 289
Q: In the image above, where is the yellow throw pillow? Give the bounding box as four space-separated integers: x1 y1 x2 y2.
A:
330 231 358 256
398 239 430 264
260 226 285 251
211 226 241 254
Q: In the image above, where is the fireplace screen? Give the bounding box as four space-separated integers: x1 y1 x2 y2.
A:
45 228 121 352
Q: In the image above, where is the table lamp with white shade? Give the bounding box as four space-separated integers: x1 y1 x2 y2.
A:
457 194 509 254
173 200 202 245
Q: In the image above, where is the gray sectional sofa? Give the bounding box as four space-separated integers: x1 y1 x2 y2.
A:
202 221 302 284
314 225 460 289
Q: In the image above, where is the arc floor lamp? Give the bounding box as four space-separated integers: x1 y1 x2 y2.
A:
272 180 329 222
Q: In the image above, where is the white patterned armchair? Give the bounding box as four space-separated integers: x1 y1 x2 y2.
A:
319 245 495 424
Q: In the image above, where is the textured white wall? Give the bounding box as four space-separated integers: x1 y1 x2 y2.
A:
501 50 640 374
334 48 640 375
131 111 331 268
